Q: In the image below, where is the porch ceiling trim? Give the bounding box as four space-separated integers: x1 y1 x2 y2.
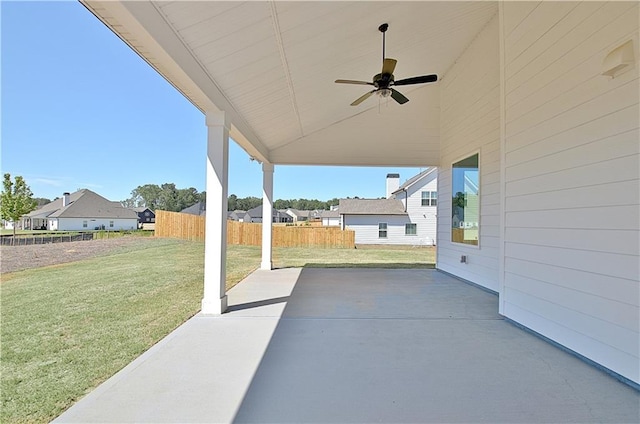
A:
81 1 499 168
81 0 270 163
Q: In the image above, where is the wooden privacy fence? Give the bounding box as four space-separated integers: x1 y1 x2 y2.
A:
155 210 206 241
271 225 354 248
155 210 355 248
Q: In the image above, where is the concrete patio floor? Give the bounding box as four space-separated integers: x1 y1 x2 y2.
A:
55 268 639 423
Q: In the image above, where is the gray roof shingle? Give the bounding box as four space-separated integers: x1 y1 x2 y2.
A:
338 198 407 215
30 189 138 219
181 202 206 216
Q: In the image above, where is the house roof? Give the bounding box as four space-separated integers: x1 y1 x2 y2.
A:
81 1 497 168
316 210 340 218
29 189 138 219
132 207 153 213
338 198 407 216
393 167 437 194
245 206 262 218
181 202 206 216
246 206 290 218
286 209 311 218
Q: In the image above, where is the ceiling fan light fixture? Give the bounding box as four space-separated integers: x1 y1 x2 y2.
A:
378 88 392 98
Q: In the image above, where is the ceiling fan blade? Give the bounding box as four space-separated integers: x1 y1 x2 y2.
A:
335 79 373 85
381 58 397 75
393 74 438 86
351 90 376 106
390 88 409 105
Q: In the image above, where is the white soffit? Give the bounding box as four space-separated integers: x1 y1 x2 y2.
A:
82 1 498 167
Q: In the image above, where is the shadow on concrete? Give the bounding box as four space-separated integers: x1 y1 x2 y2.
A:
233 268 639 423
226 296 290 312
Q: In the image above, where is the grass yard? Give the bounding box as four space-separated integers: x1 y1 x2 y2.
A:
273 245 435 269
1 238 434 423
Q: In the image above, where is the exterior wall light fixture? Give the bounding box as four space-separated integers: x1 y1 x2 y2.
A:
601 39 635 78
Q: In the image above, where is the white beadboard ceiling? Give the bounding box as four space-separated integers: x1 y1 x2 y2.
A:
82 1 498 167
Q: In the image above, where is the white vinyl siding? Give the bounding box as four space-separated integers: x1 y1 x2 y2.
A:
322 217 340 227
437 14 501 292
343 215 412 245
55 218 138 231
402 170 438 245
501 2 639 384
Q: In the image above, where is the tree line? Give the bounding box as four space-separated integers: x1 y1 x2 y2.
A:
123 185 342 212
228 194 339 212
121 184 205 212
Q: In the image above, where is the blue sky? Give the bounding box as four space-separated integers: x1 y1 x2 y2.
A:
1 1 423 203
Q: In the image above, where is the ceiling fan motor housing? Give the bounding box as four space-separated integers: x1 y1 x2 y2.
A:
373 73 394 89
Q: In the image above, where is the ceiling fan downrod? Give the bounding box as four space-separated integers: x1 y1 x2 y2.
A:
379 23 388 62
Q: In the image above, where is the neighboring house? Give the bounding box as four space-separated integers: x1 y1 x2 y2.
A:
340 169 438 245
133 207 156 227
285 208 310 223
22 190 138 231
276 209 293 223
315 209 340 227
339 198 410 245
242 206 261 223
227 210 246 221
389 168 438 245
181 202 206 216
243 206 291 223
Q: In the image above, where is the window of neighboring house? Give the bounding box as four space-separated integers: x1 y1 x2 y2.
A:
144 211 150 216
452 153 479 246
378 223 388 238
83 221 87 228
405 223 417 235
109 221 114 228
421 191 437 206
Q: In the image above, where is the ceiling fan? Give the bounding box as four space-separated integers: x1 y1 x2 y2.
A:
335 23 438 106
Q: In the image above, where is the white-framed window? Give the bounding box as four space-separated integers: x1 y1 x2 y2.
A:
405 223 417 235
452 153 479 246
109 221 114 228
378 223 387 238
82 221 88 228
421 191 437 206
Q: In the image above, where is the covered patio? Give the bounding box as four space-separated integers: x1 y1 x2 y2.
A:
77 0 639 410
55 267 639 423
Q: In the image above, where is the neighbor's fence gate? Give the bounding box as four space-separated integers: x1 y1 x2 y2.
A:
0 232 94 246
155 210 355 248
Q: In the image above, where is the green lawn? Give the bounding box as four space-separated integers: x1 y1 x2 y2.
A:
273 245 435 269
1 239 434 423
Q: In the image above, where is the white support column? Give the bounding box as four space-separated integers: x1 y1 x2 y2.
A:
201 110 230 315
261 162 274 270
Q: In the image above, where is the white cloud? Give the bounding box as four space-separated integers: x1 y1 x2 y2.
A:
32 177 64 187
